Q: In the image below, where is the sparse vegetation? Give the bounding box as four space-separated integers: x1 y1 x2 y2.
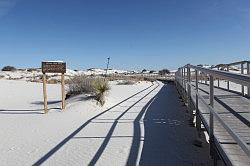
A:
2 66 17 71
67 75 95 96
149 70 156 74
158 69 170 76
117 80 135 85
93 78 110 106
67 75 110 106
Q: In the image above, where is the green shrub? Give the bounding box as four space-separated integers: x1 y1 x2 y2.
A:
93 78 110 106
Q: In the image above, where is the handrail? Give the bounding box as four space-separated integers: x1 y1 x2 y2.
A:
215 60 249 67
174 62 250 161
189 65 250 87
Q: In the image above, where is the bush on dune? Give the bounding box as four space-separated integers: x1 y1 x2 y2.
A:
117 80 135 85
2 66 17 71
67 75 110 106
67 75 95 96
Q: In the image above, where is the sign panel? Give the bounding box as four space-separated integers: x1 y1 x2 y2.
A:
42 61 66 74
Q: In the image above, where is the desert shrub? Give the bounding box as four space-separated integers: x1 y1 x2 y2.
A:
149 70 156 74
143 77 156 82
158 69 170 76
27 68 39 72
2 66 17 71
67 75 95 96
93 78 110 106
117 80 135 85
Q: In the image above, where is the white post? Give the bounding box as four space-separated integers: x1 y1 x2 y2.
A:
241 63 244 96
217 67 220 87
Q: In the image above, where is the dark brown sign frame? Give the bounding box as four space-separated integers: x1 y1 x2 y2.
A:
41 61 66 113
42 61 66 74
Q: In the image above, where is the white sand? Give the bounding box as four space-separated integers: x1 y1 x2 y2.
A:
0 80 151 165
0 80 211 166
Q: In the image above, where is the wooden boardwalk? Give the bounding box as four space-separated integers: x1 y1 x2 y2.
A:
190 83 250 166
175 61 250 166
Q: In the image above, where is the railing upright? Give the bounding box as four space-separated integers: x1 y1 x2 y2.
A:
187 65 191 115
227 65 230 90
241 63 244 95
205 73 208 85
182 68 184 89
209 75 214 156
195 70 201 133
247 62 250 96
217 66 220 87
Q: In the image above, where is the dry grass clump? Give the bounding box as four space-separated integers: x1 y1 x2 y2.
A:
117 80 135 85
67 75 110 106
67 75 95 96
105 74 158 83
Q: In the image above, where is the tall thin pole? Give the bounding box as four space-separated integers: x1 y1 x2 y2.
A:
106 57 110 76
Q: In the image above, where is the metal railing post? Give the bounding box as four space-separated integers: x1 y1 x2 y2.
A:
205 73 207 85
184 67 186 92
247 62 250 96
209 75 214 156
187 65 191 115
195 70 201 133
217 67 220 87
182 68 184 89
241 63 244 96
227 65 230 90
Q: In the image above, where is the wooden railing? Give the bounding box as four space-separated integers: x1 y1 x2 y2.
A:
175 63 250 158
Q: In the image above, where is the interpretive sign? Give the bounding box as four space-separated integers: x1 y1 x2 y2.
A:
42 61 66 74
41 61 66 114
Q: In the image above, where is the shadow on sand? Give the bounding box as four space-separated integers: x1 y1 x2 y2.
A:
0 108 61 115
33 82 209 165
32 83 154 166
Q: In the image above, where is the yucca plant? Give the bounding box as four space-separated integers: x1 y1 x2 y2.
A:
93 78 110 106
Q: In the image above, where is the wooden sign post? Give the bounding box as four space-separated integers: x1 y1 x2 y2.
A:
42 61 66 114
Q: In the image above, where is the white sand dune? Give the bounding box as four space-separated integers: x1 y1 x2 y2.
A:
0 80 211 165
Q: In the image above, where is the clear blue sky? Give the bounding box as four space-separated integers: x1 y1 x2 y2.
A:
0 0 250 70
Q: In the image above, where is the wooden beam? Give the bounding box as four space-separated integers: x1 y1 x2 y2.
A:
43 74 48 114
61 74 66 110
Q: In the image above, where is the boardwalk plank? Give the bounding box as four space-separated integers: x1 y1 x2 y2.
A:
189 83 250 166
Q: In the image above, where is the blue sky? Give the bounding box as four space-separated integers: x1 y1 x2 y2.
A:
0 0 250 70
